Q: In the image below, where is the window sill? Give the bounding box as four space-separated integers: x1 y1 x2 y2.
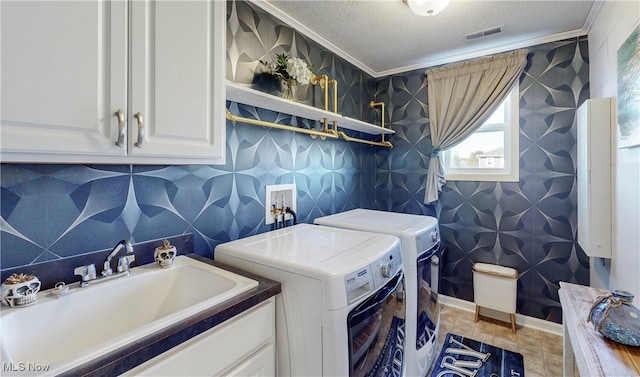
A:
445 171 519 182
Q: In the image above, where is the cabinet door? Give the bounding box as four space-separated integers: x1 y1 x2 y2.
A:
577 98 612 258
1 1 127 161
576 105 590 251
128 0 225 163
123 299 275 376
226 343 276 377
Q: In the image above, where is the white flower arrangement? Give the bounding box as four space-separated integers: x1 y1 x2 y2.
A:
272 53 314 86
284 57 314 85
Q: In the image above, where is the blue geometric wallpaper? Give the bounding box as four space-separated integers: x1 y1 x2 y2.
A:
1 118 374 267
0 0 589 324
1 1 375 271
227 0 376 124
374 38 591 323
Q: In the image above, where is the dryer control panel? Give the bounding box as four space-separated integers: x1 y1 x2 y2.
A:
344 266 374 305
370 244 403 289
343 244 402 305
417 225 440 254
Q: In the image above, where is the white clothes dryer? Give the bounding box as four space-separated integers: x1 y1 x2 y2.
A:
215 224 406 377
315 209 441 377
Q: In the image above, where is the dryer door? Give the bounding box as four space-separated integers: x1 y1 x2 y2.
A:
347 271 406 377
416 243 441 350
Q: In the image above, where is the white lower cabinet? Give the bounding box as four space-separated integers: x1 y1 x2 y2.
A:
123 298 275 376
225 342 276 377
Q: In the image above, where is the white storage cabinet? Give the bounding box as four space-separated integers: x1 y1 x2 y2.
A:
576 98 614 258
1 0 226 164
123 298 276 376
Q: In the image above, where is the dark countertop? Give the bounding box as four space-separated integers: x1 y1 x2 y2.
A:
61 254 281 377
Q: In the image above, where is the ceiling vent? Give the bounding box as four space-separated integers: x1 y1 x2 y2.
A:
463 25 504 41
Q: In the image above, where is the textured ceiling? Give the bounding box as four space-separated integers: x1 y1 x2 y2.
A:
259 0 597 77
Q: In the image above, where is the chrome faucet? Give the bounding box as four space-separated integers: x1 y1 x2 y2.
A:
103 239 134 277
74 264 97 287
74 240 135 287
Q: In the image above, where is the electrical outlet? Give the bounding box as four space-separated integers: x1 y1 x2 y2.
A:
265 184 296 225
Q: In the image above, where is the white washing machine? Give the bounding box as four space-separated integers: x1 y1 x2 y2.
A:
214 223 406 377
315 209 441 377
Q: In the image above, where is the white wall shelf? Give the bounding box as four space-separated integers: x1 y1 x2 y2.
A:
226 81 394 136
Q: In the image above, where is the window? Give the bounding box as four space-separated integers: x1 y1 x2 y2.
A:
443 85 519 182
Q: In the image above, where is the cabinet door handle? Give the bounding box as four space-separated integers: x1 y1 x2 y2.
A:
114 109 125 147
134 112 144 148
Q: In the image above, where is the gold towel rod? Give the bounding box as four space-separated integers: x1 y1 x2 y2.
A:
338 131 393 148
226 109 339 139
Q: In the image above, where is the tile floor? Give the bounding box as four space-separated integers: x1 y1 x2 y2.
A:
431 305 564 377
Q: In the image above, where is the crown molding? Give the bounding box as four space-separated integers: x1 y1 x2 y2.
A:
378 29 589 77
583 0 605 33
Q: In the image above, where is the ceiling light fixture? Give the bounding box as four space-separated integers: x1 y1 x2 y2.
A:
405 0 450 16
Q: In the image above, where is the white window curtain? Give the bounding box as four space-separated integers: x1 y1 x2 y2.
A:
424 49 528 204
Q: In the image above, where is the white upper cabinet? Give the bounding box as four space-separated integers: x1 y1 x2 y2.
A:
127 1 225 162
577 98 613 259
1 1 126 159
1 0 226 164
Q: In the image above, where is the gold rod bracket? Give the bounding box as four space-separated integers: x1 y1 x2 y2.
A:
310 74 327 90
311 74 331 132
311 75 330 111
369 101 386 129
225 109 338 140
338 131 393 148
329 79 338 131
369 100 388 145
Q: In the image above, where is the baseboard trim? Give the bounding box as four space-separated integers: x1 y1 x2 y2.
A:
439 295 563 336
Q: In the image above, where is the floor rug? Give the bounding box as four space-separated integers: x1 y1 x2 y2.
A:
430 333 525 377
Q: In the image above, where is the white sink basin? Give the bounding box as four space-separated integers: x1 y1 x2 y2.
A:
0 256 258 376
